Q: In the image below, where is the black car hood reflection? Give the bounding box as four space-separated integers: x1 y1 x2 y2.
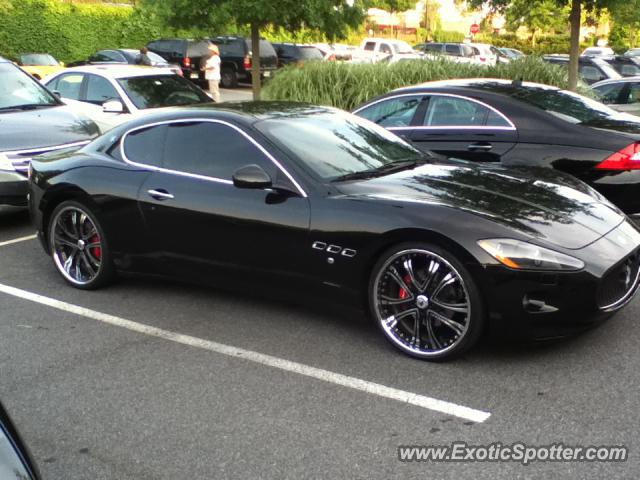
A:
580 116 640 138
0 105 98 151
335 162 624 250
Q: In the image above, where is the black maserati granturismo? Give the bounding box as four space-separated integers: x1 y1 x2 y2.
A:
29 103 640 360
353 79 640 221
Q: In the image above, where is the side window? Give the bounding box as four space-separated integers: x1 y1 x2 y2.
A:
379 43 392 55
357 95 423 127
122 125 167 167
363 42 376 51
424 44 442 53
52 73 84 100
424 96 511 127
163 122 274 180
445 44 460 56
627 84 640 104
580 65 606 83
595 83 624 104
85 75 119 105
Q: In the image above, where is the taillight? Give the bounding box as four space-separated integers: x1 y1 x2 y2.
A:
596 143 640 170
183 57 191 68
243 55 252 69
479 57 486 62
328 54 337 62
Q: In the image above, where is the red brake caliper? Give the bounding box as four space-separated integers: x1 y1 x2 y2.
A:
89 234 102 260
398 275 412 299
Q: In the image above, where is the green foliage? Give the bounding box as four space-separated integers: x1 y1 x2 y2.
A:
505 0 568 39
263 56 587 110
431 30 465 43
368 0 416 14
0 0 205 62
474 33 589 55
608 0 640 52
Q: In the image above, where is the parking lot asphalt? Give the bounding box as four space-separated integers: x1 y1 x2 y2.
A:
1 205 638 479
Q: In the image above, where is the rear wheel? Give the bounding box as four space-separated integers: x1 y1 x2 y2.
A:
48 201 114 290
369 243 484 360
221 67 238 88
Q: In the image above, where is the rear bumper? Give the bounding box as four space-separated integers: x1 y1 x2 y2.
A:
0 172 28 206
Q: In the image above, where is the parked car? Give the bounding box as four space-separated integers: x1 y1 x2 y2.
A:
29 103 640 360
624 48 640 58
582 46 615 58
273 43 324 67
210 36 278 88
43 65 213 132
353 38 421 63
15 53 65 79
311 43 338 61
414 42 479 64
147 38 213 85
0 56 99 206
592 77 640 116
468 43 506 66
69 49 183 76
601 55 640 77
543 54 621 84
498 47 525 60
0 401 41 479
353 78 640 220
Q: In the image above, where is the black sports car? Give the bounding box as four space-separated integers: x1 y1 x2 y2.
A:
353 79 640 221
0 401 41 479
29 103 640 360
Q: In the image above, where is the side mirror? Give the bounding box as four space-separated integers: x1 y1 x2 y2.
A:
52 91 61 99
232 164 272 189
102 100 124 114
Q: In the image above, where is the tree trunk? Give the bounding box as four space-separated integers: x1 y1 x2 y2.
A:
251 22 261 101
568 0 581 91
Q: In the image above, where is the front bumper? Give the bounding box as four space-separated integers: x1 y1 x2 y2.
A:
0 171 28 206
480 220 640 341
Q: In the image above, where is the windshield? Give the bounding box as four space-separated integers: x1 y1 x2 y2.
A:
118 75 212 109
146 51 168 64
299 47 324 60
508 86 628 124
19 53 58 66
255 109 425 181
393 41 415 54
0 63 58 110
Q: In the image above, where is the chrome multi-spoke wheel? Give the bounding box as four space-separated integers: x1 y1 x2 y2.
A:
48 202 113 289
371 245 482 359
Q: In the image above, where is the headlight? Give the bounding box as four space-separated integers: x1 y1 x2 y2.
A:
477 238 585 271
0 153 14 172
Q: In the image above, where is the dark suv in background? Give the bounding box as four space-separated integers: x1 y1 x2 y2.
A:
147 38 212 85
272 43 324 67
210 36 278 88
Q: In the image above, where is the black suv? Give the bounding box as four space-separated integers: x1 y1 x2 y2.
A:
147 39 212 85
272 43 324 67
210 36 278 88
542 54 622 84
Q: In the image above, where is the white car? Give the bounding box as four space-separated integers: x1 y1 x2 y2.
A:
582 46 615 58
467 43 503 66
42 65 213 132
353 38 422 63
592 77 640 116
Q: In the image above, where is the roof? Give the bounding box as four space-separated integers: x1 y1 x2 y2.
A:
53 64 175 78
0 56 7 62
393 78 560 95
592 76 640 87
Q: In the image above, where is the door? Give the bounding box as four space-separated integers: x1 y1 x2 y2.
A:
132 120 311 279
409 95 518 162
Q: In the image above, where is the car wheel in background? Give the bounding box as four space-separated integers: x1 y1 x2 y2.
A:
369 242 484 360
221 67 238 88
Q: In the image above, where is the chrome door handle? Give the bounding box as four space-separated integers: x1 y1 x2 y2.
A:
467 143 493 151
147 189 174 200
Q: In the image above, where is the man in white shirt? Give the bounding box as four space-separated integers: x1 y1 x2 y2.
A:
204 44 221 102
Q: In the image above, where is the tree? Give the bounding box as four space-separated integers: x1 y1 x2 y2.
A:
505 0 567 47
143 0 365 99
608 0 640 51
369 0 416 37
469 0 622 91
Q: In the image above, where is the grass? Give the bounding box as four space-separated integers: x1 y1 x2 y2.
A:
263 56 590 110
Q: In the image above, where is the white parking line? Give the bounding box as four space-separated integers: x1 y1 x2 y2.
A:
0 234 37 248
0 282 491 423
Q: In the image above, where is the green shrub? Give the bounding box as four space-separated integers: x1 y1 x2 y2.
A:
0 0 205 63
431 30 465 43
263 56 586 110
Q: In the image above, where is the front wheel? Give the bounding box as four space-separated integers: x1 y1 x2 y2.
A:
48 200 114 290
369 243 484 360
220 67 238 88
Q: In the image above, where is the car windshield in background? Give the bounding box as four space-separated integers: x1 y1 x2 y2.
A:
509 86 627 124
19 53 58 66
117 75 212 109
255 110 425 181
0 63 58 111
146 51 168 64
299 47 323 60
393 42 415 54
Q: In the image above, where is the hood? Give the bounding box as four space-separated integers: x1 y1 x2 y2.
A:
335 162 624 250
0 105 99 152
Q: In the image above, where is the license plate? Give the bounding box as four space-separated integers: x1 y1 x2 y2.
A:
263 71 271 77
190 73 199 79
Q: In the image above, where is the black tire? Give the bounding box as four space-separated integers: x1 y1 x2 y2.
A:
220 66 238 88
48 200 115 290
368 242 484 361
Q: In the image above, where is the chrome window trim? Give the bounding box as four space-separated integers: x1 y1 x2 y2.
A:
1 140 91 156
353 92 516 131
119 118 308 197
